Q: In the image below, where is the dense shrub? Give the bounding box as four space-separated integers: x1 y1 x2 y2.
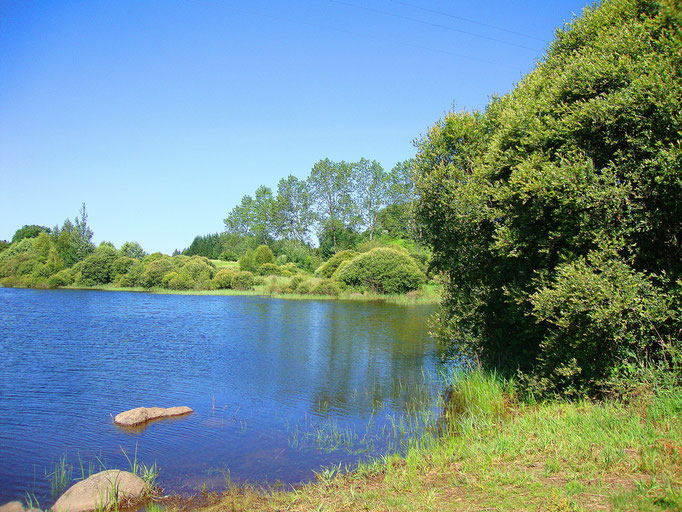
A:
179 256 216 287
163 271 194 290
139 256 176 288
253 245 275 267
47 268 75 288
415 0 682 394
11 225 50 244
238 248 257 272
120 241 146 260
257 263 283 276
276 241 321 273
315 250 357 278
231 270 255 290
213 268 235 289
334 247 426 294
311 279 342 296
111 256 137 278
76 245 119 286
529 251 675 395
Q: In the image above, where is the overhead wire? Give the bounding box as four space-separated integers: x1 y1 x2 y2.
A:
329 0 543 52
221 4 527 72
387 0 549 43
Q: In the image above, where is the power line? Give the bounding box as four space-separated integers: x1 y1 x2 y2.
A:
222 4 525 72
329 0 543 52
388 0 549 43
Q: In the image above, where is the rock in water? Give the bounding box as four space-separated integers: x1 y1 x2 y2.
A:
114 406 193 427
51 470 147 512
0 502 26 512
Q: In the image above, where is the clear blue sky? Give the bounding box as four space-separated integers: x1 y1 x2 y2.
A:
1 0 588 254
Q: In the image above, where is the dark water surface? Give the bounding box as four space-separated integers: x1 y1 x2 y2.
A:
0 288 442 504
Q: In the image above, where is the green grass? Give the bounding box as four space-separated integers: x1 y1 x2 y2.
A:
208 259 239 270
46 455 72 500
62 279 442 304
163 369 682 512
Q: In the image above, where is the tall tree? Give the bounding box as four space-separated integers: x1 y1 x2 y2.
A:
353 159 387 240
224 195 256 238
415 0 682 394
73 203 94 261
273 175 315 244
382 159 420 242
308 158 356 252
252 185 275 244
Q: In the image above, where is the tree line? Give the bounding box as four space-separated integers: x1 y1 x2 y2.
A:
184 158 420 263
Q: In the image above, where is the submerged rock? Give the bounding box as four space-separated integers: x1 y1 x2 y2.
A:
51 470 147 512
0 502 29 512
114 406 193 427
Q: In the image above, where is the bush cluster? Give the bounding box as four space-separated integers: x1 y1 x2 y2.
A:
334 247 426 294
415 0 682 395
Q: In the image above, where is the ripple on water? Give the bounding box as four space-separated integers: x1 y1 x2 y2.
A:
0 289 441 504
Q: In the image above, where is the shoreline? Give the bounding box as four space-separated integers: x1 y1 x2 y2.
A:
5 283 442 306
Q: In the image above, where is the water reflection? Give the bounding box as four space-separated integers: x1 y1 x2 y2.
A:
0 288 441 504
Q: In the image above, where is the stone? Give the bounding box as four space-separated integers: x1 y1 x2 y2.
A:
114 406 193 427
51 470 147 512
0 502 25 512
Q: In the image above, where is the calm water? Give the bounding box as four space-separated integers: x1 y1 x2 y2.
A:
0 288 442 505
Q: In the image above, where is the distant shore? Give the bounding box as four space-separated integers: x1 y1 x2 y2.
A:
54 282 442 306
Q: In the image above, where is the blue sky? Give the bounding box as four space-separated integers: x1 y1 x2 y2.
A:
1 0 588 254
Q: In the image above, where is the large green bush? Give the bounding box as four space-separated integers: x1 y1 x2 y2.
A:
139 256 176 288
315 250 357 278
213 268 235 289
334 247 426 294
238 248 257 272
415 0 682 394
76 245 118 286
253 245 275 267
231 270 255 290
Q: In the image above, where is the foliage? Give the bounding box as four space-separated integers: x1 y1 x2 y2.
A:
277 240 320 273
231 270 255 290
111 256 137 278
308 158 357 253
257 263 283 276
76 244 119 286
273 175 315 244
354 158 387 240
180 256 216 287
315 250 357 278
310 278 342 296
139 255 176 289
182 233 224 259
529 251 676 396
238 248 257 272
334 247 426 294
318 220 359 259
415 0 682 394
47 269 75 288
11 225 50 243
253 244 275 267
120 241 146 260
213 268 236 289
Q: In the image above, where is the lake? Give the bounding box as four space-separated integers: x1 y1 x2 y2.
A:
0 287 443 505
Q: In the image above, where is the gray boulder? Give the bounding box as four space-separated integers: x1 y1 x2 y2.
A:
114 406 193 427
51 470 147 512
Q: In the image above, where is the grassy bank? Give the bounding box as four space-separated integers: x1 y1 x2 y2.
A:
60 281 442 305
161 371 681 512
